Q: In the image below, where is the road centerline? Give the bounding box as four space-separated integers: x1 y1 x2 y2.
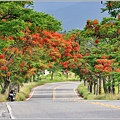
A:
87 101 120 110
53 85 65 100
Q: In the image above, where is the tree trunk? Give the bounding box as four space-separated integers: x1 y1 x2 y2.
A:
1 77 10 94
51 71 54 80
89 74 94 93
66 72 68 78
18 84 20 93
93 81 96 94
95 78 99 95
108 75 111 93
84 80 86 86
112 76 115 94
118 82 120 94
89 83 92 93
99 74 102 95
32 75 36 82
65 70 68 78
103 76 107 94
30 76 33 82
108 86 111 93
36 73 41 81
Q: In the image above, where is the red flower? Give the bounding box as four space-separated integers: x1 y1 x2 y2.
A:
92 19 98 25
73 47 79 52
0 66 8 71
0 54 5 59
85 53 90 56
77 54 82 58
19 61 26 68
63 64 68 68
7 72 11 76
2 48 7 52
101 55 109 59
95 39 99 44
115 68 120 72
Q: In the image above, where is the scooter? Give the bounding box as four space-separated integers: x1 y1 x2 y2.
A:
8 90 16 102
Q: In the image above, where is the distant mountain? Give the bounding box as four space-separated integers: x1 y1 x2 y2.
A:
34 2 109 31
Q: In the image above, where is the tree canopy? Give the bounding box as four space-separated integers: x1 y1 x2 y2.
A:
1 1 120 96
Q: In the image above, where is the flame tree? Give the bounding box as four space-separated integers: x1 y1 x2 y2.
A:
0 1 83 94
77 17 120 94
0 1 62 94
68 14 120 95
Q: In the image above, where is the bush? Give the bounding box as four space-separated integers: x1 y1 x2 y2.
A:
16 92 26 101
77 84 91 99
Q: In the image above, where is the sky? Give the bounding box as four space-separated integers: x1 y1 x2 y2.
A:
33 2 110 31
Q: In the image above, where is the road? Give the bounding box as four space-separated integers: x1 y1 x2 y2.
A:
2 81 120 119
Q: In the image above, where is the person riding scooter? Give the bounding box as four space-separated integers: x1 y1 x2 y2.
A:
8 90 16 101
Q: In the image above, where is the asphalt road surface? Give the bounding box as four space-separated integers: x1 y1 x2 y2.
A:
4 81 120 119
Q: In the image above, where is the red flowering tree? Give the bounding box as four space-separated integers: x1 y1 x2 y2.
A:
0 1 62 94
77 15 120 94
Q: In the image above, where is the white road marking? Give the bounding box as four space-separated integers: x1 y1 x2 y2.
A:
74 88 83 100
26 82 82 101
26 90 34 101
26 84 45 101
6 102 16 119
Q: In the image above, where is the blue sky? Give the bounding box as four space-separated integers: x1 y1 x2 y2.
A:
33 2 110 31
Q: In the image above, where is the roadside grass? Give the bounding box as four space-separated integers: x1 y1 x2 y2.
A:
0 72 79 102
0 94 8 102
16 82 41 101
77 84 120 100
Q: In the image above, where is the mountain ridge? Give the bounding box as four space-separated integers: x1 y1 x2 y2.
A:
34 2 109 31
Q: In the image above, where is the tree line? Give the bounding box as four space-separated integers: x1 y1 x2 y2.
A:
0 1 120 96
